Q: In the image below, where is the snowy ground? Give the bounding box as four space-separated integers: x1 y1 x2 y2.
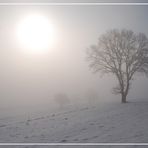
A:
0 98 148 148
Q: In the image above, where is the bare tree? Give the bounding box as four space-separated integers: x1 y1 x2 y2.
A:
86 29 148 103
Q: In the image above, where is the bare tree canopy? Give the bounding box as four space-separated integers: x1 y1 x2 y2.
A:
87 29 148 103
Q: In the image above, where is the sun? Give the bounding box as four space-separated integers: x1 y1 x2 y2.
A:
16 14 56 54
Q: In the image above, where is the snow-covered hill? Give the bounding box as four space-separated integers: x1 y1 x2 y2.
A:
0 99 148 148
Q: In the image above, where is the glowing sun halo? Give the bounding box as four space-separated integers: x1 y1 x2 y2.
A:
17 14 56 54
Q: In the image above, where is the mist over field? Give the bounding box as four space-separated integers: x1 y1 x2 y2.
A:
0 2 148 146
0 4 148 113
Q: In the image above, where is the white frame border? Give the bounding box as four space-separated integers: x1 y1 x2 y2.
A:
0 2 148 146
0 2 147 5
0 143 148 146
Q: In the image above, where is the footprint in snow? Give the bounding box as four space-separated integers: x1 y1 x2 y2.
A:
60 139 67 142
92 135 99 139
89 123 95 125
98 125 104 128
0 124 6 128
52 114 55 117
82 138 88 141
73 138 79 141
64 135 69 138
81 128 87 131
24 136 29 139
80 107 89 111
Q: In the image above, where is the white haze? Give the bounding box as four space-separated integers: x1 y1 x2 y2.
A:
0 5 148 117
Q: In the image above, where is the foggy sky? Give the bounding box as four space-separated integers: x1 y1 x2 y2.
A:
0 3 148 109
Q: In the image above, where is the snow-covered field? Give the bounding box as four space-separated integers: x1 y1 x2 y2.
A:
0 98 148 148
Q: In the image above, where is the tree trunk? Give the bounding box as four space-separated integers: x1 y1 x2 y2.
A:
121 93 127 103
